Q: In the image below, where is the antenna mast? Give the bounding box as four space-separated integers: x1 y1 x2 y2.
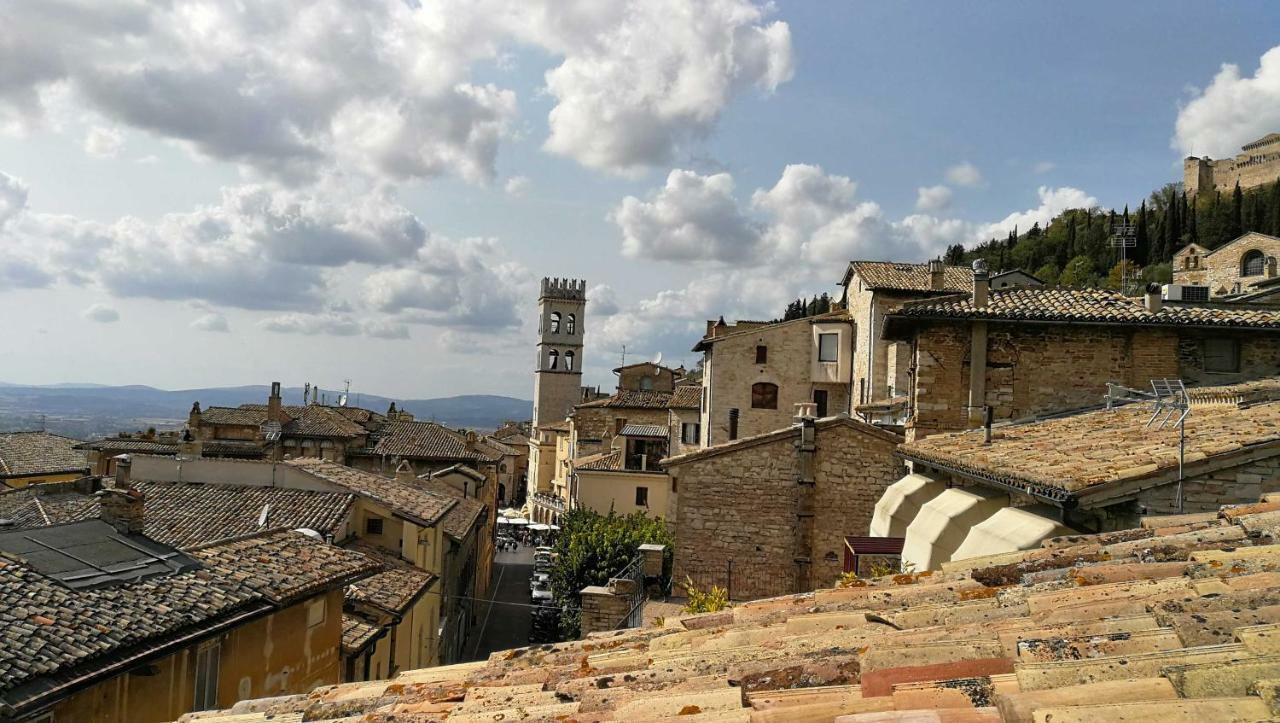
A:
1109 220 1138 296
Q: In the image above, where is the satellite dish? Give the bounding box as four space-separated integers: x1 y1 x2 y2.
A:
652 351 663 371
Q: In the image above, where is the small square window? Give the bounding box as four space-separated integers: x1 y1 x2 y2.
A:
306 598 327 628
818 333 839 362
681 422 700 444
1204 338 1240 373
635 487 649 506
755 345 767 364
365 516 384 535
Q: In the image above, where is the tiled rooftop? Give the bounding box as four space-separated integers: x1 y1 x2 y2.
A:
0 528 376 715
575 450 623 471
0 480 354 549
0 431 88 479
182 499 1280 722
200 404 374 439
669 385 703 410
415 477 486 541
75 437 265 457
885 286 1280 332
343 541 437 615
847 260 974 293
900 377 1280 499
577 390 675 410
368 420 499 462
341 614 382 656
286 457 456 527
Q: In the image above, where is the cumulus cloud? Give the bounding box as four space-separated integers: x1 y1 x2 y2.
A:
83 126 123 158
257 312 408 339
945 162 984 188
589 284 620 317
2 0 792 180
973 186 1097 241
504 175 531 197
915 184 952 212
1175 45 1280 158
190 312 230 332
537 0 793 173
362 237 531 329
0 171 28 227
613 170 764 263
83 303 119 323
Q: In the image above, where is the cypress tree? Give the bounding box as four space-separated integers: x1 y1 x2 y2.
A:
1230 181 1244 239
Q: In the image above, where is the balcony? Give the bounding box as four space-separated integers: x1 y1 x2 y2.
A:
531 492 565 512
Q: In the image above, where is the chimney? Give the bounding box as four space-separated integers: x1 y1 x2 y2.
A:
387 401 398 419
971 259 989 309
177 427 203 460
793 402 817 422
267 381 285 422
395 460 415 484
464 430 477 452
100 455 144 535
928 258 946 291
1144 283 1163 313
187 401 202 430
304 382 311 405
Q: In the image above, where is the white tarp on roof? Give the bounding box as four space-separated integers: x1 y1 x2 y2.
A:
951 504 1076 563
902 486 1008 571
870 472 946 538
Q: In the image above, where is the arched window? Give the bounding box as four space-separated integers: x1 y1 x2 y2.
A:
564 350 575 371
550 312 561 333
566 314 576 335
751 382 779 410
1242 250 1266 277
548 349 559 370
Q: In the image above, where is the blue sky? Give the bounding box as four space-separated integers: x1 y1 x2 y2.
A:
1 1 1278 400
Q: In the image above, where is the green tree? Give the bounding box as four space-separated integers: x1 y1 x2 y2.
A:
1059 255 1097 288
1034 262 1061 286
548 508 674 640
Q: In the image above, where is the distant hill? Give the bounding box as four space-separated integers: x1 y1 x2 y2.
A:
0 383 531 440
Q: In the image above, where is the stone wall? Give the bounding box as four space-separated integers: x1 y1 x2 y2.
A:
1184 150 1280 196
1172 232 1280 296
1177 330 1280 387
909 323 1194 440
572 405 669 457
701 319 850 446
671 420 902 600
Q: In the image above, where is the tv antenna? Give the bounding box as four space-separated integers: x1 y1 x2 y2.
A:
1109 220 1138 295
619 344 626 369
1106 379 1191 512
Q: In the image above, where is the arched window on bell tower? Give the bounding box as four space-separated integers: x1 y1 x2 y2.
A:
564 350 575 371
548 349 559 370
550 312 562 334
567 314 576 335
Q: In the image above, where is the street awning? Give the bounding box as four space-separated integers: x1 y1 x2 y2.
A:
529 523 551 531
951 505 1076 563
870 472 946 538
618 423 667 438
902 486 1008 571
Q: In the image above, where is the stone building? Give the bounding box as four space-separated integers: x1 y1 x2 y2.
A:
1184 132 1280 195
694 314 854 446
532 277 586 429
878 376 1280 570
882 268 1280 441
613 361 677 392
840 259 974 417
664 413 904 600
1171 231 1280 299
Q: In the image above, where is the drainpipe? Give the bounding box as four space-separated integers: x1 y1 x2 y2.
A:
968 261 990 427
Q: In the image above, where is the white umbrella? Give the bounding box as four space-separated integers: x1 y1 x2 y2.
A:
497 518 513 525
548 524 561 531
507 517 529 525
528 523 551 531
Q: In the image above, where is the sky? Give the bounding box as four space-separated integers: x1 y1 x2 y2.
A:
2 1 1279 401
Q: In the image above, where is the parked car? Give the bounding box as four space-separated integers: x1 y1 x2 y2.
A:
530 580 554 603
529 572 550 591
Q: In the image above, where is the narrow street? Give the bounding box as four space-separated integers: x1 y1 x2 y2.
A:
465 544 536 661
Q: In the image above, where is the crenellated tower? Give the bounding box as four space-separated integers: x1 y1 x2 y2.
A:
532 277 586 428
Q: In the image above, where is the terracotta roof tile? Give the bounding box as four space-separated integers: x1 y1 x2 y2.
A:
848 260 974 293
75 438 264 457
575 450 622 471
286 457 455 527
341 613 382 655
577 390 674 410
343 542 436 614
415 478 485 540
0 432 88 479
888 286 1280 330
369 421 498 462
900 377 1280 499
669 386 703 410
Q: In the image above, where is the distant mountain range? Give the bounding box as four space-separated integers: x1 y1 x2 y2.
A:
0 383 532 440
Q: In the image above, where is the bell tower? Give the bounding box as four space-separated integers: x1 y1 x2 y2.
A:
532 277 586 428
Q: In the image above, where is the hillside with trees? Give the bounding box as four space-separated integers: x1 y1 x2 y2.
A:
942 178 1280 290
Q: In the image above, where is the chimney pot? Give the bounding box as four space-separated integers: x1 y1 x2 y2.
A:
395 460 415 484
113 454 132 487
928 258 946 290
1144 282 1163 313
971 259 990 309
793 402 817 422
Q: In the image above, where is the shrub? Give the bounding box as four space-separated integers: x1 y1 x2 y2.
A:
681 576 730 614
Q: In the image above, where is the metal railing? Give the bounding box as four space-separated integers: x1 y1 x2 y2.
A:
531 492 565 511
612 555 647 630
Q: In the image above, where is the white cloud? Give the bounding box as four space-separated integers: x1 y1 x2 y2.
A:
258 312 410 339
83 125 124 158
1032 161 1055 174
915 184 952 212
83 303 119 323
973 186 1097 241
945 162 983 188
504 175 531 197
588 284 620 317
1175 45 1280 158
0 171 28 227
1 0 792 181
190 312 229 332
538 0 793 173
613 170 764 263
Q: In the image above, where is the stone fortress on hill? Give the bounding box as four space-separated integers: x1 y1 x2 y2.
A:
1184 132 1280 195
